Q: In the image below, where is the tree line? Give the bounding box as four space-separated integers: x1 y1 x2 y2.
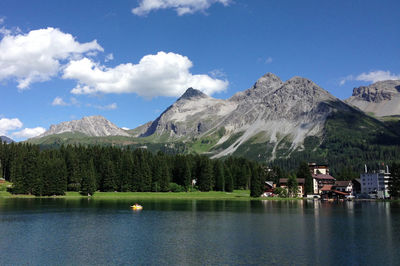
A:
0 142 267 197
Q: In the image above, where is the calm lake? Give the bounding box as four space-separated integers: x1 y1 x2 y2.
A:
0 199 399 265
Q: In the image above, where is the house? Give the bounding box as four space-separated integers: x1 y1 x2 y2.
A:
334 180 353 194
279 178 305 197
264 181 274 192
321 189 350 200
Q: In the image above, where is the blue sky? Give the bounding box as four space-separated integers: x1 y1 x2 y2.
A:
1 0 399 140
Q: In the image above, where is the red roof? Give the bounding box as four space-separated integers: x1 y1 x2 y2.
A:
312 174 335 180
332 190 350 196
321 185 333 191
279 178 305 185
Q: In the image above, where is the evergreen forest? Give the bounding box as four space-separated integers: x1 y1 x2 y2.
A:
0 142 267 197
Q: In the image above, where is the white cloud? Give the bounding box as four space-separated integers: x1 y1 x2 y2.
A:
265 57 273 64
340 70 400 86
97 103 118 110
0 17 4 25
356 70 400 83
63 51 228 98
209 69 226 79
12 127 46 139
0 118 23 136
105 53 114 62
52 96 68 106
0 27 103 89
132 0 231 16
121 127 130 130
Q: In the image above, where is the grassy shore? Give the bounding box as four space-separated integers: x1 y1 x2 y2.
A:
0 189 304 201
0 189 256 200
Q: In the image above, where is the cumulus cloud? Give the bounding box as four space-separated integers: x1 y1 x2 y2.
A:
12 127 46 139
340 70 400 86
132 0 231 16
121 127 130 130
52 96 68 106
0 118 23 136
63 51 228 98
0 27 103 89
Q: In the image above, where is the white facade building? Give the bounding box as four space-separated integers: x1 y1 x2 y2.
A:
360 167 391 199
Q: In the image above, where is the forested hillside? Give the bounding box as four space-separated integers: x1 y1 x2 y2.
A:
0 142 266 196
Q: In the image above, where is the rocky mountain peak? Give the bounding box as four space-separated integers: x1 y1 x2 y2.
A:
278 76 334 100
177 87 208 101
254 72 282 89
36 115 130 139
350 80 400 102
345 79 400 117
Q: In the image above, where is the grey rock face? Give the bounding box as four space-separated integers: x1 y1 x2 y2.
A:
36 115 131 138
141 87 237 138
346 80 400 117
139 73 347 159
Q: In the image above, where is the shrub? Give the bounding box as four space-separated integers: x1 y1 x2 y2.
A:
169 182 185 192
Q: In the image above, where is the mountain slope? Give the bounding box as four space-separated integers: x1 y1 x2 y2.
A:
0 136 15 144
37 115 130 138
346 80 400 117
139 73 353 160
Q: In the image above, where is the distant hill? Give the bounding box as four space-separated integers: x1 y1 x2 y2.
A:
0 136 15 144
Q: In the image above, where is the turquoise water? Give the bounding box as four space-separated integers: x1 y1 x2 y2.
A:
0 199 399 265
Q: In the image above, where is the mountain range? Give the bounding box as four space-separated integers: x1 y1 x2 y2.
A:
27 73 400 172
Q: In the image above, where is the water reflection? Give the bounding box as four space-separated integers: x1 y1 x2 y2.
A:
0 198 399 265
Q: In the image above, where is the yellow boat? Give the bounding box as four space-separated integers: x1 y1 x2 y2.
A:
131 204 143 210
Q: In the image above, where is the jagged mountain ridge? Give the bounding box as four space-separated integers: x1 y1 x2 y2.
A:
35 115 130 138
140 73 351 159
345 80 400 117
28 73 400 165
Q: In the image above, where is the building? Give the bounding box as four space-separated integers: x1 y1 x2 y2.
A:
312 174 336 194
279 178 305 197
309 163 329 175
334 180 353 194
308 163 336 195
360 166 391 199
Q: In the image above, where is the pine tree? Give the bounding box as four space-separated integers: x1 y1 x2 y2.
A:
81 159 97 196
296 162 313 195
287 174 298 198
214 160 225 191
120 152 133 192
197 157 213 192
159 158 171 192
102 161 117 192
224 164 234 192
250 165 265 197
